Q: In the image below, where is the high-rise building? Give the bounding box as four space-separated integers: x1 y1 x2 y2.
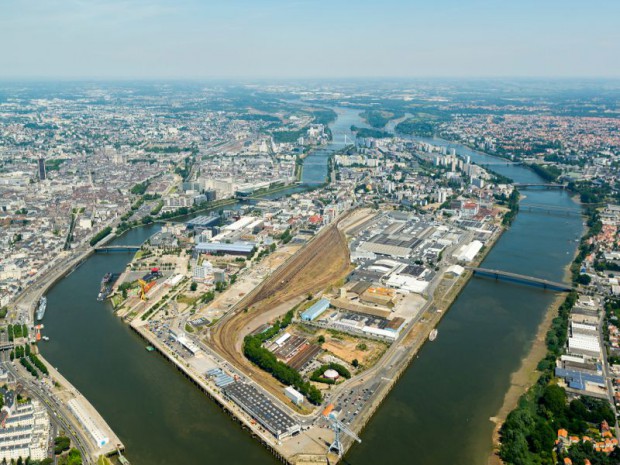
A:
37 158 46 181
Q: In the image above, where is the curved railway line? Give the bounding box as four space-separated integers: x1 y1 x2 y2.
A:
208 223 352 409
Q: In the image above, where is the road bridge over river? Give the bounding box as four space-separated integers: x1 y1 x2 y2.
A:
468 267 574 292
94 245 141 253
522 203 583 217
514 182 567 189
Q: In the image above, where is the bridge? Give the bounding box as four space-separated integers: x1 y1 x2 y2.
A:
479 161 522 166
523 203 583 216
0 342 14 351
514 183 567 189
94 245 141 253
469 267 574 292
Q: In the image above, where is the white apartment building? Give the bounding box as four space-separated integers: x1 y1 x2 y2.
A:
0 400 51 462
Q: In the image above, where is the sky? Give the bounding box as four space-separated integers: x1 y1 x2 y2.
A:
1 0 619 79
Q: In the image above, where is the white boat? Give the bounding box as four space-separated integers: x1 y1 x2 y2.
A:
429 329 438 341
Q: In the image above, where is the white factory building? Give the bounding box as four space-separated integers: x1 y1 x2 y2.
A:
284 386 304 406
567 320 601 358
452 240 483 263
385 274 429 294
568 334 601 358
68 398 109 448
0 400 51 462
192 260 213 282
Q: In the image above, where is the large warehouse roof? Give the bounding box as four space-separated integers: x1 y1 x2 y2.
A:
185 215 219 227
301 298 330 321
452 240 483 262
359 241 411 258
223 382 300 440
196 242 255 254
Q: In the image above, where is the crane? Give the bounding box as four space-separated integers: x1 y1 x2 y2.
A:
325 412 361 457
138 279 147 301
138 279 156 301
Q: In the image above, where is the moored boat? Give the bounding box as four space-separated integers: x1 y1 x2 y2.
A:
36 297 47 321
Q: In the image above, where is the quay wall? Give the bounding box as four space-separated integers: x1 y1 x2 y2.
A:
129 323 295 465
337 226 507 455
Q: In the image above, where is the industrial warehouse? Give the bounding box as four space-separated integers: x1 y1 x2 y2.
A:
222 382 301 440
68 398 110 449
113 201 502 464
555 296 608 396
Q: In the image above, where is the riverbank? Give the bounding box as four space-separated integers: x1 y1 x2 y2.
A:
127 322 294 463
36 352 125 458
154 198 238 223
487 292 565 465
488 210 585 464
340 219 506 455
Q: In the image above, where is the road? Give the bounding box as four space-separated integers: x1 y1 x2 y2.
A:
2 361 93 464
598 312 620 442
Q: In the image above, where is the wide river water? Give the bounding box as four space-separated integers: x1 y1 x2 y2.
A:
40 111 582 464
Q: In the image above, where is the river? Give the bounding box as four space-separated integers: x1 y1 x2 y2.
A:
39 111 581 465
345 136 582 464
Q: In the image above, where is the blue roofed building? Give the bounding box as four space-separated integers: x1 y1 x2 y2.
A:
554 367 606 391
301 298 330 321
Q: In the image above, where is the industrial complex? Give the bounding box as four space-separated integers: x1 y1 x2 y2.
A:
104 194 504 464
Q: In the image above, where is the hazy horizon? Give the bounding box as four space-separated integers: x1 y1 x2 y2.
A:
2 0 619 79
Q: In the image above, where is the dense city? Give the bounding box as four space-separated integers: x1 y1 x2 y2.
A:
1 81 620 465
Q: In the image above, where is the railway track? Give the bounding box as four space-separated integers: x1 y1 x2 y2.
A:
209 223 351 406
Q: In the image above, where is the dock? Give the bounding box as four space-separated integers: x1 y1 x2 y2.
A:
128 320 295 464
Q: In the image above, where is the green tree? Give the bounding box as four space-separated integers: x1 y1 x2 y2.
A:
54 436 71 455
576 274 591 285
540 384 567 418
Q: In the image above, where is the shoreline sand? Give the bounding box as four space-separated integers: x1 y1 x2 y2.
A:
487 241 582 465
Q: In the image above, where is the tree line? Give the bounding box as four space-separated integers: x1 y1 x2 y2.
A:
499 209 618 465
7 323 28 341
89 226 112 246
243 310 323 405
502 189 520 227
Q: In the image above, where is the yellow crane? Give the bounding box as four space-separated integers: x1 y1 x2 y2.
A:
138 279 155 301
